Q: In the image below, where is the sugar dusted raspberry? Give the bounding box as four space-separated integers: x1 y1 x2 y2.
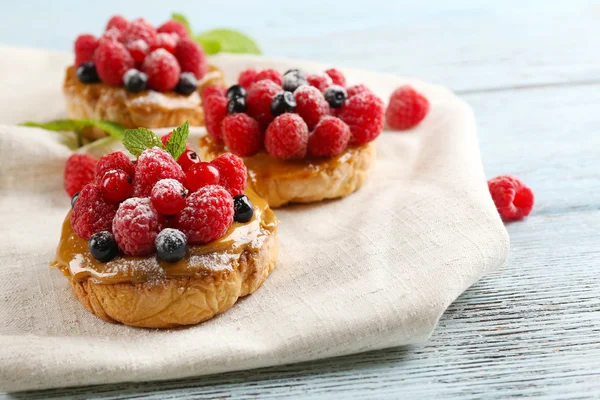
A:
210 153 247 196
325 68 346 87
338 91 385 145
74 34 99 66
175 185 234 244
113 197 163 256
99 169 133 202
94 40 135 85
308 116 351 157
150 32 178 54
222 113 262 157
238 68 259 89
346 84 372 98
71 184 119 240
203 95 229 143
106 15 129 32
101 27 124 44
201 85 227 103
133 147 185 197
255 69 283 86
294 85 330 130
151 179 187 215
121 18 156 45
307 72 333 92
386 85 430 130
126 39 149 64
246 79 282 128
157 20 190 39
96 152 135 181
265 113 309 160
186 162 220 192
64 153 98 197
142 49 181 92
488 175 534 221
175 38 208 79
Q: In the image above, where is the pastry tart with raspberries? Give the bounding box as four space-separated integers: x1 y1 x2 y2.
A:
64 15 225 140
52 122 278 328
199 68 384 208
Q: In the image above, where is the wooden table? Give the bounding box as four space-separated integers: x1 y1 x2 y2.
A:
2 1 599 398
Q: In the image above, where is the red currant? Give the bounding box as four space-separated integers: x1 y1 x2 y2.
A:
99 169 133 202
150 179 187 215
185 162 219 192
177 148 200 171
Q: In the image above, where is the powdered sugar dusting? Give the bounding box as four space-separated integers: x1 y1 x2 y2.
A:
129 89 200 109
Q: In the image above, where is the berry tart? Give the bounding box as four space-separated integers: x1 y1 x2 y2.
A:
198 68 384 208
64 15 225 140
51 122 278 328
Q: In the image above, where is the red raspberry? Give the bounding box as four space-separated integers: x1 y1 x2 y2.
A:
246 79 281 128
177 149 200 172
157 20 190 39
113 197 163 256
203 95 229 143
121 18 156 45
210 153 247 196
238 68 259 88
126 39 149 64
185 162 220 192
307 116 351 157
201 85 226 103
265 113 309 160
338 91 385 145
96 152 135 181
133 147 185 197
150 33 178 54
174 38 208 79
294 85 330 130
255 69 283 86
222 113 262 157
151 179 187 215
325 68 346 87
174 185 234 244
101 27 124 44
346 84 372 98
64 153 97 197
106 15 129 32
74 34 99 66
142 49 181 92
386 85 430 130
98 169 133 202
488 175 534 221
71 184 118 240
94 40 134 86
307 72 333 92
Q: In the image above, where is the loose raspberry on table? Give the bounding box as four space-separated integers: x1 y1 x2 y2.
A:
95 152 135 181
126 39 149 64
151 179 187 215
64 153 98 197
74 34 99 66
175 185 234 244
265 113 309 160
488 175 534 221
386 85 430 130
121 17 157 45
71 184 119 240
210 153 247 196
203 95 229 143
142 48 181 91
175 38 208 79
338 91 385 145
98 169 133 203
201 85 227 103
308 116 351 157
106 15 129 32
346 84 372 98
255 69 283 86
185 162 220 192
245 79 282 128
325 68 347 87
113 197 163 256
94 40 135 85
307 72 333 92
294 85 330 130
150 32 178 54
238 68 259 89
157 20 190 39
133 147 185 197
222 113 262 157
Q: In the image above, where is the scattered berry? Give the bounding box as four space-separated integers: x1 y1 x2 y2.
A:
222 114 262 157
174 38 208 79
74 34 99 66
71 192 80 209
265 113 309 160
133 147 185 197
99 169 133 202
386 85 430 130
308 116 351 157
76 62 100 83
233 194 254 223
121 18 157 45
95 152 135 181
157 20 190 39
177 149 200 171
488 175 534 221
150 32 178 54
106 15 129 32
203 95 228 143
346 84 372 98
246 79 282 128
325 68 346 87
126 39 149 64
238 68 259 88
255 69 283 86
282 69 307 92
155 228 187 262
185 162 220 192
123 68 148 92
113 197 163 256
88 231 119 263
323 85 347 108
142 49 181 92
151 179 187 215
227 96 247 114
175 72 198 95
201 85 226 103
64 153 97 197
94 40 135 86
71 184 118 240
270 91 296 116
338 91 385 145
210 153 247 196
226 84 247 100
294 85 330 130
307 72 333 92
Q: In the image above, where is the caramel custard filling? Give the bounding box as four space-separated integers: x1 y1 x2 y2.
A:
51 188 277 285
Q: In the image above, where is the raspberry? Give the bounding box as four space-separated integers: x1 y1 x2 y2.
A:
222 113 262 157
174 38 208 79
95 152 135 180
101 28 124 44
307 72 333 92
177 149 200 171
307 116 351 157
255 69 283 86
185 162 220 192
325 68 346 87
106 15 129 32
151 179 187 215
294 85 330 130
126 39 149 64
99 169 133 203
142 49 181 92
210 153 247 196
74 34 99 66
246 79 281 128
386 85 430 130
157 20 190 39
346 84 372 98
201 85 226 103
94 40 134 85
488 175 534 221
203 95 229 143
174 185 234 244
150 33 178 54
338 91 385 145
113 197 163 256
265 113 309 160
64 153 98 197
133 147 185 197
121 18 156 45
238 68 259 88
70 184 118 240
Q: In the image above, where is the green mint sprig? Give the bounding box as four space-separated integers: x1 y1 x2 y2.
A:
20 119 126 140
163 120 189 160
123 121 190 159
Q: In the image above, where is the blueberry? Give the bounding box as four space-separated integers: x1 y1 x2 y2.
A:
71 192 80 209
76 62 100 84
270 91 296 116
123 69 148 93
156 228 187 262
233 195 254 223
282 70 307 92
175 72 198 95
88 231 119 263
323 85 347 108
228 96 247 114
283 68 306 79
226 84 247 100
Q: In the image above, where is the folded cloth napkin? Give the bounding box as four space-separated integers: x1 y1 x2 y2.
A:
0 47 508 392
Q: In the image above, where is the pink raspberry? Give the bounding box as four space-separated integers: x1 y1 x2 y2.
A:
95 152 135 181
94 40 134 85
209 153 247 196
142 48 181 92
150 32 178 54
386 85 430 130
307 116 351 157
265 113 309 160
113 197 163 256
307 72 333 92
203 95 229 143
105 15 129 32
201 85 227 103
222 113 262 157
255 69 283 86
488 175 534 221
338 91 385 145
346 84 372 98
71 184 119 240
157 20 190 39
74 34 99 66
151 179 187 215
325 68 346 87
126 39 149 64
294 85 330 130
64 153 98 197
238 68 259 88
121 18 157 45
175 38 208 79
133 147 185 197
246 79 282 128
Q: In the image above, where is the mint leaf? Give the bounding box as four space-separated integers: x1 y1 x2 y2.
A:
195 29 261 55
20 119 126 140
122 127 163 157
171 13 192 36
195 37 222 55
164 121 189 160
